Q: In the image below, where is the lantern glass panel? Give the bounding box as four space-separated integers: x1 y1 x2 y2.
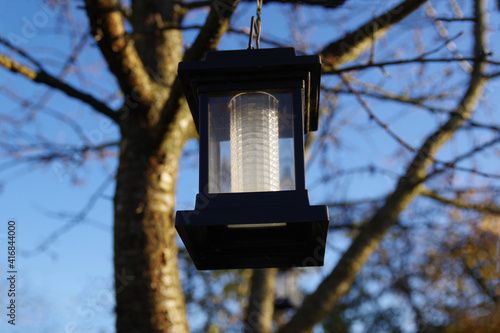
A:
208 90 295 193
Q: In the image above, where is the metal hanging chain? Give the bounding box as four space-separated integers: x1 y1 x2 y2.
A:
248 0 263 49
256 0 262 48
256 0 263 28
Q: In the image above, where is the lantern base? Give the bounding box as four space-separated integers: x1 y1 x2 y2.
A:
176 193 329 270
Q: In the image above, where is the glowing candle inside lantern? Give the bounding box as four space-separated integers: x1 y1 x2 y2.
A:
229 92 280 192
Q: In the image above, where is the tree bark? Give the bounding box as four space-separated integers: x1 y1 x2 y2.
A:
320 0 427 71
89 1 194 331
114 104 194 333
244 268 278 333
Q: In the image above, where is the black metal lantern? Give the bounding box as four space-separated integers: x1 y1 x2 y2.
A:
175 48 329 270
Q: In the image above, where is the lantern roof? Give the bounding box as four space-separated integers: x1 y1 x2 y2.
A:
178 47 322 134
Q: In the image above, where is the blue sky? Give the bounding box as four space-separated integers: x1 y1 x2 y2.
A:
1 0 500 332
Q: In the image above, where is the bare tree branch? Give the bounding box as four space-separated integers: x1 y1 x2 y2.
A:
431 165 500 180
466 119 500 131
182 0 241 61
424 1 474 74
309 165 400 191
278 1 488 331
324 56 497 75
443 135 500 166
457 249 500 305
84 0 157 109
320 0 427 71
22 175 115 256
126 24 285 47
424 134 500 180
181 0 346 10
323 31 472 74
0 52 119 121
331 86 452 114
226 26 287 48
259 0 346 7
154 0 241 141
420 189 500 215
435 17 475 22
340 74 417 153
0 36 44 68
0 141 119 173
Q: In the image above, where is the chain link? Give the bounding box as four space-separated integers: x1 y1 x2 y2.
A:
248 0 263 49
256 0 263 48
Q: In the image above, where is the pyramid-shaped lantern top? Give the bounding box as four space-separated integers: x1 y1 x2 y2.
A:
178 47 321 134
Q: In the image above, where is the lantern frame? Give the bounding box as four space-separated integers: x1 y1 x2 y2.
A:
175 48 329 270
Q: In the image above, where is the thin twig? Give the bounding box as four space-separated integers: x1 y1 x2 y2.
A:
340 74 417 153
324 56 495 75
420 189 500 215
0 54 119 121
22 175 115 256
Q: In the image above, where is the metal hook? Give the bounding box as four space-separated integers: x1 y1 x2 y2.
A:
248 16 261 50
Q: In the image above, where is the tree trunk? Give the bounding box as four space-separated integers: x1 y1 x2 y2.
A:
113 105 193 332
109 0 193 330
244 268 278 333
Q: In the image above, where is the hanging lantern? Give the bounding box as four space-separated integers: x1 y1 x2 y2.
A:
175 47 329 270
